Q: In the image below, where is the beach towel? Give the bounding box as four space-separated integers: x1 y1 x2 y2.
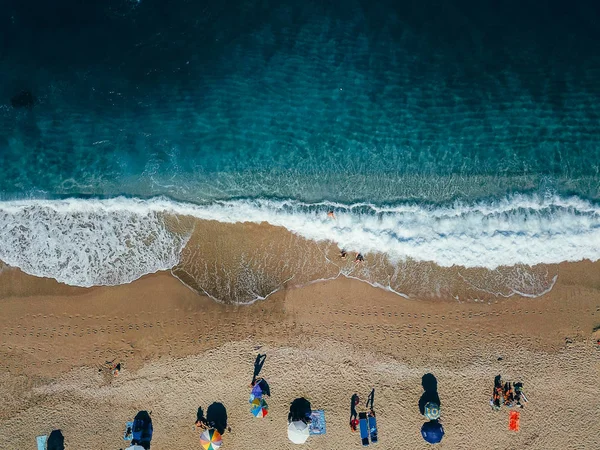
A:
124 421 134 441
359 412 369 446
366 388 378 443
509 410 520 432
36 435 47 450
309 410 326 435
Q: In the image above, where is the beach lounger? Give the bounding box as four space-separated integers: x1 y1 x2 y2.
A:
359 412 369 446
36 435 47 450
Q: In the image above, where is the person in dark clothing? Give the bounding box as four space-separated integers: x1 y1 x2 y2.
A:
195 407 208 429
491 375 503 410
349 394 359 431
514 382 528 408
503 382 515 407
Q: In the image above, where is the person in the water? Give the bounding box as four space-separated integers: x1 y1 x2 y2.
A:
355 253 364 263
327 210 335 219
340 250 347 259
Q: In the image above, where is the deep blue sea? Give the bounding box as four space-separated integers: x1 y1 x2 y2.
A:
1 0 600 298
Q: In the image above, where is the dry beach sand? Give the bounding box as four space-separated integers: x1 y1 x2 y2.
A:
0 261 599 449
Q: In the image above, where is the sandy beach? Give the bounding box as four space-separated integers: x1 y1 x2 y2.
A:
0 260 599 449
3 0 600 448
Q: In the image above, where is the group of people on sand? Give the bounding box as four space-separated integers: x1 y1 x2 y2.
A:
328 210 365 264
55 354 529 448
46 364 528 449
491 375 528 410
340 249 364 263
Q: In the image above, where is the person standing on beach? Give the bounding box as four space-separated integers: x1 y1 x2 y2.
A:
349 394 359 431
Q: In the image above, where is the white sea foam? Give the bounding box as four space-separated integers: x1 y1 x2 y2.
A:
0 194 599 287
0 200 189 287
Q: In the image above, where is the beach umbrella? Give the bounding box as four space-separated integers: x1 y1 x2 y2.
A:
421 420 444 444
288 420 310 444
424 402 440 420
251 398 268 418
251 383 263 398
200 428 223 449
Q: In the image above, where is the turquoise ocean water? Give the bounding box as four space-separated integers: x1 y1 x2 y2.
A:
1 0 600 300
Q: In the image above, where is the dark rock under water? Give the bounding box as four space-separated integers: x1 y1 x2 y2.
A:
10 90 35 109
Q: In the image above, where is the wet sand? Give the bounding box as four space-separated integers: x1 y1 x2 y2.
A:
0 263 599 449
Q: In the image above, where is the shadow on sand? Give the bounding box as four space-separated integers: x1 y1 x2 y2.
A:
418 373 440 415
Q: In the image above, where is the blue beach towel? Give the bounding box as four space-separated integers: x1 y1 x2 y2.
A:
309 410 326 435
36 435 48 450
359 412 369 446
123 421 134 441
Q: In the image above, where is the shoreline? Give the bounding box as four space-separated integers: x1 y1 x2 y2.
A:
3 196 600 304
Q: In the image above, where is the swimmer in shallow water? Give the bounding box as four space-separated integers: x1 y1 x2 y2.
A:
340 250 347 259
327 210 335 219
355 253 364 263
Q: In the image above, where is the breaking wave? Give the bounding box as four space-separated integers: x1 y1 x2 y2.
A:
0 194 597 300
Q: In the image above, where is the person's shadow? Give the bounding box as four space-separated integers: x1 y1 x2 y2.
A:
419 373 440 415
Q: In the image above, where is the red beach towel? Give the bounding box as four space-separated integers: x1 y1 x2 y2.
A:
508 410 520 432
